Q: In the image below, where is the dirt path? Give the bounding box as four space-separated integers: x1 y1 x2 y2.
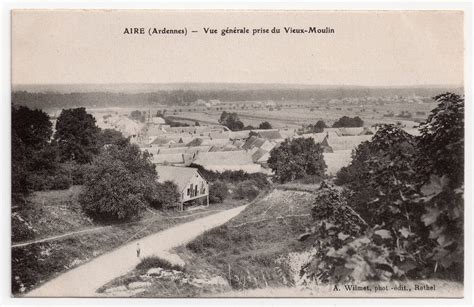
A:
26 205 247 297
13 208 226 248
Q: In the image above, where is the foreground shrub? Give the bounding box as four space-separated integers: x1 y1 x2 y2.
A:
233 180 260 200
302 186 421 283
27 166 72 191
136 256 183 273
62 161 94 185
315 93 464 282
150 181 180 209
209 181 229 203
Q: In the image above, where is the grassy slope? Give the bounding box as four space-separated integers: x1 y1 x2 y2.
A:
12 186 93 243
11 186 245 295
121 188 317 297
179 189 316 289
100 185 463 298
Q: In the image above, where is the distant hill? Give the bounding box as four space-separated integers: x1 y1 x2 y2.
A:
12 82 463 94
11 83 464 110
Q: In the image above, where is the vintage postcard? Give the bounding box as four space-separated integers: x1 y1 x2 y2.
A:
10 9 465 298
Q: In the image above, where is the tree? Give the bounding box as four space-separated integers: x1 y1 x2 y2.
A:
12 106 64 195
130 110 142 120
79 141 158 221
218 111 244 131
314 120 327 132
209 181 229 203
336 125 419 225
415 93 464 275
98 129 128 147
329 94 465 280
54 108 101 163
268 137 327 183
12 106 52 150
151 181 181 209
332 116 364 128
417 92 464 187
258 121 273 129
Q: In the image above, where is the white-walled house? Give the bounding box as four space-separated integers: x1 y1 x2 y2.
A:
155 165 209 210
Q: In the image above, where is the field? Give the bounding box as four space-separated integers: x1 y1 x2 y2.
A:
11 187 246 295
66 98 438 132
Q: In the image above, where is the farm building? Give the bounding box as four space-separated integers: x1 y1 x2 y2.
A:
230 130 252 140
152 153 186 165
338 127 374 136
193 150 263 173
323 150 353 176
251 148 271 165
149 137 177 146
251 129 284 141
151 117 166 125
155 165 209 210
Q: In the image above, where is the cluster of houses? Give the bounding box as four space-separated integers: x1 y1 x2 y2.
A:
129 117 378 209
95 112 379 210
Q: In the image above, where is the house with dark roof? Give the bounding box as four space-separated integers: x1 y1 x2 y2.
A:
252 129 283 141
242 136 276 152
155 165 209 210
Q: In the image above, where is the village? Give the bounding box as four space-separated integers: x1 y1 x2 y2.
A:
88 103 395 210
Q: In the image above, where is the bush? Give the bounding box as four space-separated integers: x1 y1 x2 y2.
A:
234 180 260 200
11 213 35 242
316 93 465 282
332 116 364 128
79 142 158 221
62 162 94 185
151 181 180 209
136 256 183 273
209 181 229 204
268 137 326 183
27 166 72 191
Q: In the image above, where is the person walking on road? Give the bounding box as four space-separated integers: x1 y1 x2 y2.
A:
136 242 141 258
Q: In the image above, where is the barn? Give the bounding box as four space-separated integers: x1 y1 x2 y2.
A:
155 165 209 210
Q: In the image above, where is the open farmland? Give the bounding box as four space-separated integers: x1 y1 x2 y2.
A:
147 99 435 129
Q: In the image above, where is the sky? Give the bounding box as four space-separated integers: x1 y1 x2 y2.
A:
12 10 464 87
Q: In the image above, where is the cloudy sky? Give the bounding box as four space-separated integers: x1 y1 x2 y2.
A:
12 10 464 86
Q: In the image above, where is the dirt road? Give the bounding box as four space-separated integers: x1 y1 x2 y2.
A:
26 205 247 297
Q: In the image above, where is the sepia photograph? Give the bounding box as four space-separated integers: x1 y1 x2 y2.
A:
8 8 467 299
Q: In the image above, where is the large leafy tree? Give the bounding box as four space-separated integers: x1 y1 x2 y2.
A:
415 93 464 275
268 137 326 183
12 106 52 150
79 140 158 221
12 106 57 196
98 128 128 147
54 108 101 163
337 125 419 225
332 116 364 128
417 92 464 187
326 93 465 281
218 111 244 131
258 121 272 129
